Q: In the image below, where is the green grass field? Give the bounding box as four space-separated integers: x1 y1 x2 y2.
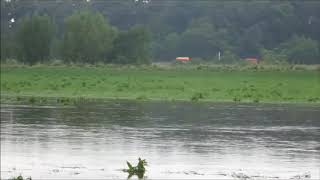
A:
1 65 320 103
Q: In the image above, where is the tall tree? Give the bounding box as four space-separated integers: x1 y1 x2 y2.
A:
2 0 320 64
112 26 151 64
279 35 319 64
62 10 117 63
16 14 55 64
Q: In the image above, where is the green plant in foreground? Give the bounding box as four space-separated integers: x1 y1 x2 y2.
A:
123 158 147 179
10 175 32 180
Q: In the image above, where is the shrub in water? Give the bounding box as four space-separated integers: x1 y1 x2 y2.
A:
123 158 147 179
10 175 32 180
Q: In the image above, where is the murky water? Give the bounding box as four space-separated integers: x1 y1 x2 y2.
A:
1 101 320 179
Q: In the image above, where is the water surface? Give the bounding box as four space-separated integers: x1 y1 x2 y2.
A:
1 101 320 179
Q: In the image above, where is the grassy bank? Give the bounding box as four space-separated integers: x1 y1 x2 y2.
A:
1 65 320 103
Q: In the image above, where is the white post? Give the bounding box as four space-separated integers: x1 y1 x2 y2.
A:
218 51 221 61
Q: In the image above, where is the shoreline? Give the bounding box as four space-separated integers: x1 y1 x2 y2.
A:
1 63 320 72
1 93 320 105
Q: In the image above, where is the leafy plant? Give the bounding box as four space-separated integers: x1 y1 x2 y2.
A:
123 158 147 179
191 92 205 102
10 175 32 180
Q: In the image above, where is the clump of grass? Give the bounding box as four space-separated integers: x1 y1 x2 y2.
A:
116 82 130 92
39 97 48 103
211 88 220 92
136 95 148 101
233 97 241 102
253 98 260 103
74 96 87 103
28 97 36 104
308 97 320 102
16 96 22 101
57 97 71 105
191 92 205 102
123 158 147 179
10 175 32 180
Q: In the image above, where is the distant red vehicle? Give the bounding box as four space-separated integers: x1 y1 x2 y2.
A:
245 58 258 64
176 57 191 61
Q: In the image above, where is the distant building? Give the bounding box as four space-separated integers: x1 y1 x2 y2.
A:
245 58 258 64
176 57 191 62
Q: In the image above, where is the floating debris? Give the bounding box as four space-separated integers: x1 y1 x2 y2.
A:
52 169 59 173
165 170 204 176
231 172 251 180
184 170 204 175
60 166 85 169
290 172 311 179
216 172 228 176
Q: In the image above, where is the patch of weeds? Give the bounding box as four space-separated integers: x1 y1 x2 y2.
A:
191 92 205 102
253 98 260 103
117 82 130 92
233 97 241 102
61 82 72 88
74 97 87 103
39 97 48 103
270 89 282 98
211 88 220 92
16 96 22 101
49 83 59 90
57 97 71 105
196 65 204 70
29 97 36 104
178 86 185 91
136 95 148 101
123 158 147 179
282 96 294 101
10 175 32 180
308 97 320 102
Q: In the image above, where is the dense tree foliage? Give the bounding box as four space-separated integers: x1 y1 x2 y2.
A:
279 36 319 64
16 14 54 64
112 26 151 64
62 10 117 63
1 0 320 64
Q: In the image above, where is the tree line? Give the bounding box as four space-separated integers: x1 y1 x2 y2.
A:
1 0 320 64
1 10 151 65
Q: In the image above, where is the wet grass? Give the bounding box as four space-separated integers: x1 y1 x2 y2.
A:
1 66 320 103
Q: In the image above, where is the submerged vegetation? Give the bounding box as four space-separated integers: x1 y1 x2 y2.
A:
123 158 148 179
1 65 319 104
